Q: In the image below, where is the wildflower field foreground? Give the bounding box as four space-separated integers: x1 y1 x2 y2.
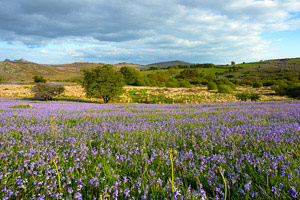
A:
0 99 299 199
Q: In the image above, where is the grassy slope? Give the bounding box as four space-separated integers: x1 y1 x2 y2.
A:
1 58 299 82
0 61 147 82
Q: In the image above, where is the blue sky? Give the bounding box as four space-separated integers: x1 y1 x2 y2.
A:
0 0 300 65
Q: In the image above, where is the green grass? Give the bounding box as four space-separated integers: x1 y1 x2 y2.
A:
9 103 32 108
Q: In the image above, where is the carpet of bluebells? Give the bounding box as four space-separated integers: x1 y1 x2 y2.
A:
0 99 300 200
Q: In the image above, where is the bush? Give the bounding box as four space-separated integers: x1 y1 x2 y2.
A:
82 65 125 103
236 91 249 101
148 66 160 70
236 91 261 101
165 78 179 88
31 83 64 100
249 92 261 101
241 80 253 86
217 84 234 94
253 81 263 88
263 80 276 86
120 66 141 85
207 82 217 90
273 83 300 99
177 79 191 88
33 75 47 83
226 81 236 90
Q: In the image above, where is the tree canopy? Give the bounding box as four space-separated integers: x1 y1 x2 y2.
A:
81 65 125 103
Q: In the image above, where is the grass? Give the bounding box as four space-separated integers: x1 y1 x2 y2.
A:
9 103 32 108
0 84 289 103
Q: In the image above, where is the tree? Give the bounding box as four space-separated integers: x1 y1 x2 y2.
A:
148 66 160 70
120 66 140 85
231 61 235 65
82 65 125 103
31 83 64 100
33 75 47 83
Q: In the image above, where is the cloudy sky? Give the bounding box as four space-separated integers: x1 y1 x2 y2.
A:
0 0 300 64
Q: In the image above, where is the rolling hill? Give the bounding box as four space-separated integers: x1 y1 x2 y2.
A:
0 59 146 82
0 58 299 82
147 60 193 68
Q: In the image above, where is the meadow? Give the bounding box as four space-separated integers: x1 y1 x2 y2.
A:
0 99 299 199
0 84 288 104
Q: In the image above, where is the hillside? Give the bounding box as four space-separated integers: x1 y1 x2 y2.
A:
147 60 193 68
0 58 300 83
0 60 146 82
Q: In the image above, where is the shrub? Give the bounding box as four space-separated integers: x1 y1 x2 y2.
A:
120 66 141 85
176 69 200 80
148 66 160 70
217 84 234 94
236 91 250 101
177 79 191 88
207 82 217 90
226 81 236 90
241 79 253 86
253 81 263 88
10 104 32 108
82 65 125 103
33 75 47 83
147 72 169 83
31 83 64 100
273 83 300 99
249 92 261 101
236 91 261 101
166 78 179 88
263 80 276 86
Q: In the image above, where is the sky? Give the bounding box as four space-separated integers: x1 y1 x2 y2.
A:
0 0 300 65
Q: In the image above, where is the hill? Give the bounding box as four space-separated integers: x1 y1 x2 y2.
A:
147 60 193 68
0 60 146 82
0 57 300 83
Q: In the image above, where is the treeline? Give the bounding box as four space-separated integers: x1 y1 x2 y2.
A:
120 65 300 99
19 64 300 101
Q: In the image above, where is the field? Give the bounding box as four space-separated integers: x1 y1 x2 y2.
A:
0 99 299 199
0 84 289 104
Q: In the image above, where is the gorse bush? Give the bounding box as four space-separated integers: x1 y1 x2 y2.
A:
252 81 263 88
236 90 261 101
31 83 64 100
33 75 47 83
217 84 234 94
207 82 217 90
249 92 261 101
272 83 300 99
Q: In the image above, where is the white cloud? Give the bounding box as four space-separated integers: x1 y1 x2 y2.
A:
40 49 47 53
0 0 299 63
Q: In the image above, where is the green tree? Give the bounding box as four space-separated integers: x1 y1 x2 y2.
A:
82 65 125 103
148 66 160 70
176 69 200 80
33 75 47 83
120 66 140 85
